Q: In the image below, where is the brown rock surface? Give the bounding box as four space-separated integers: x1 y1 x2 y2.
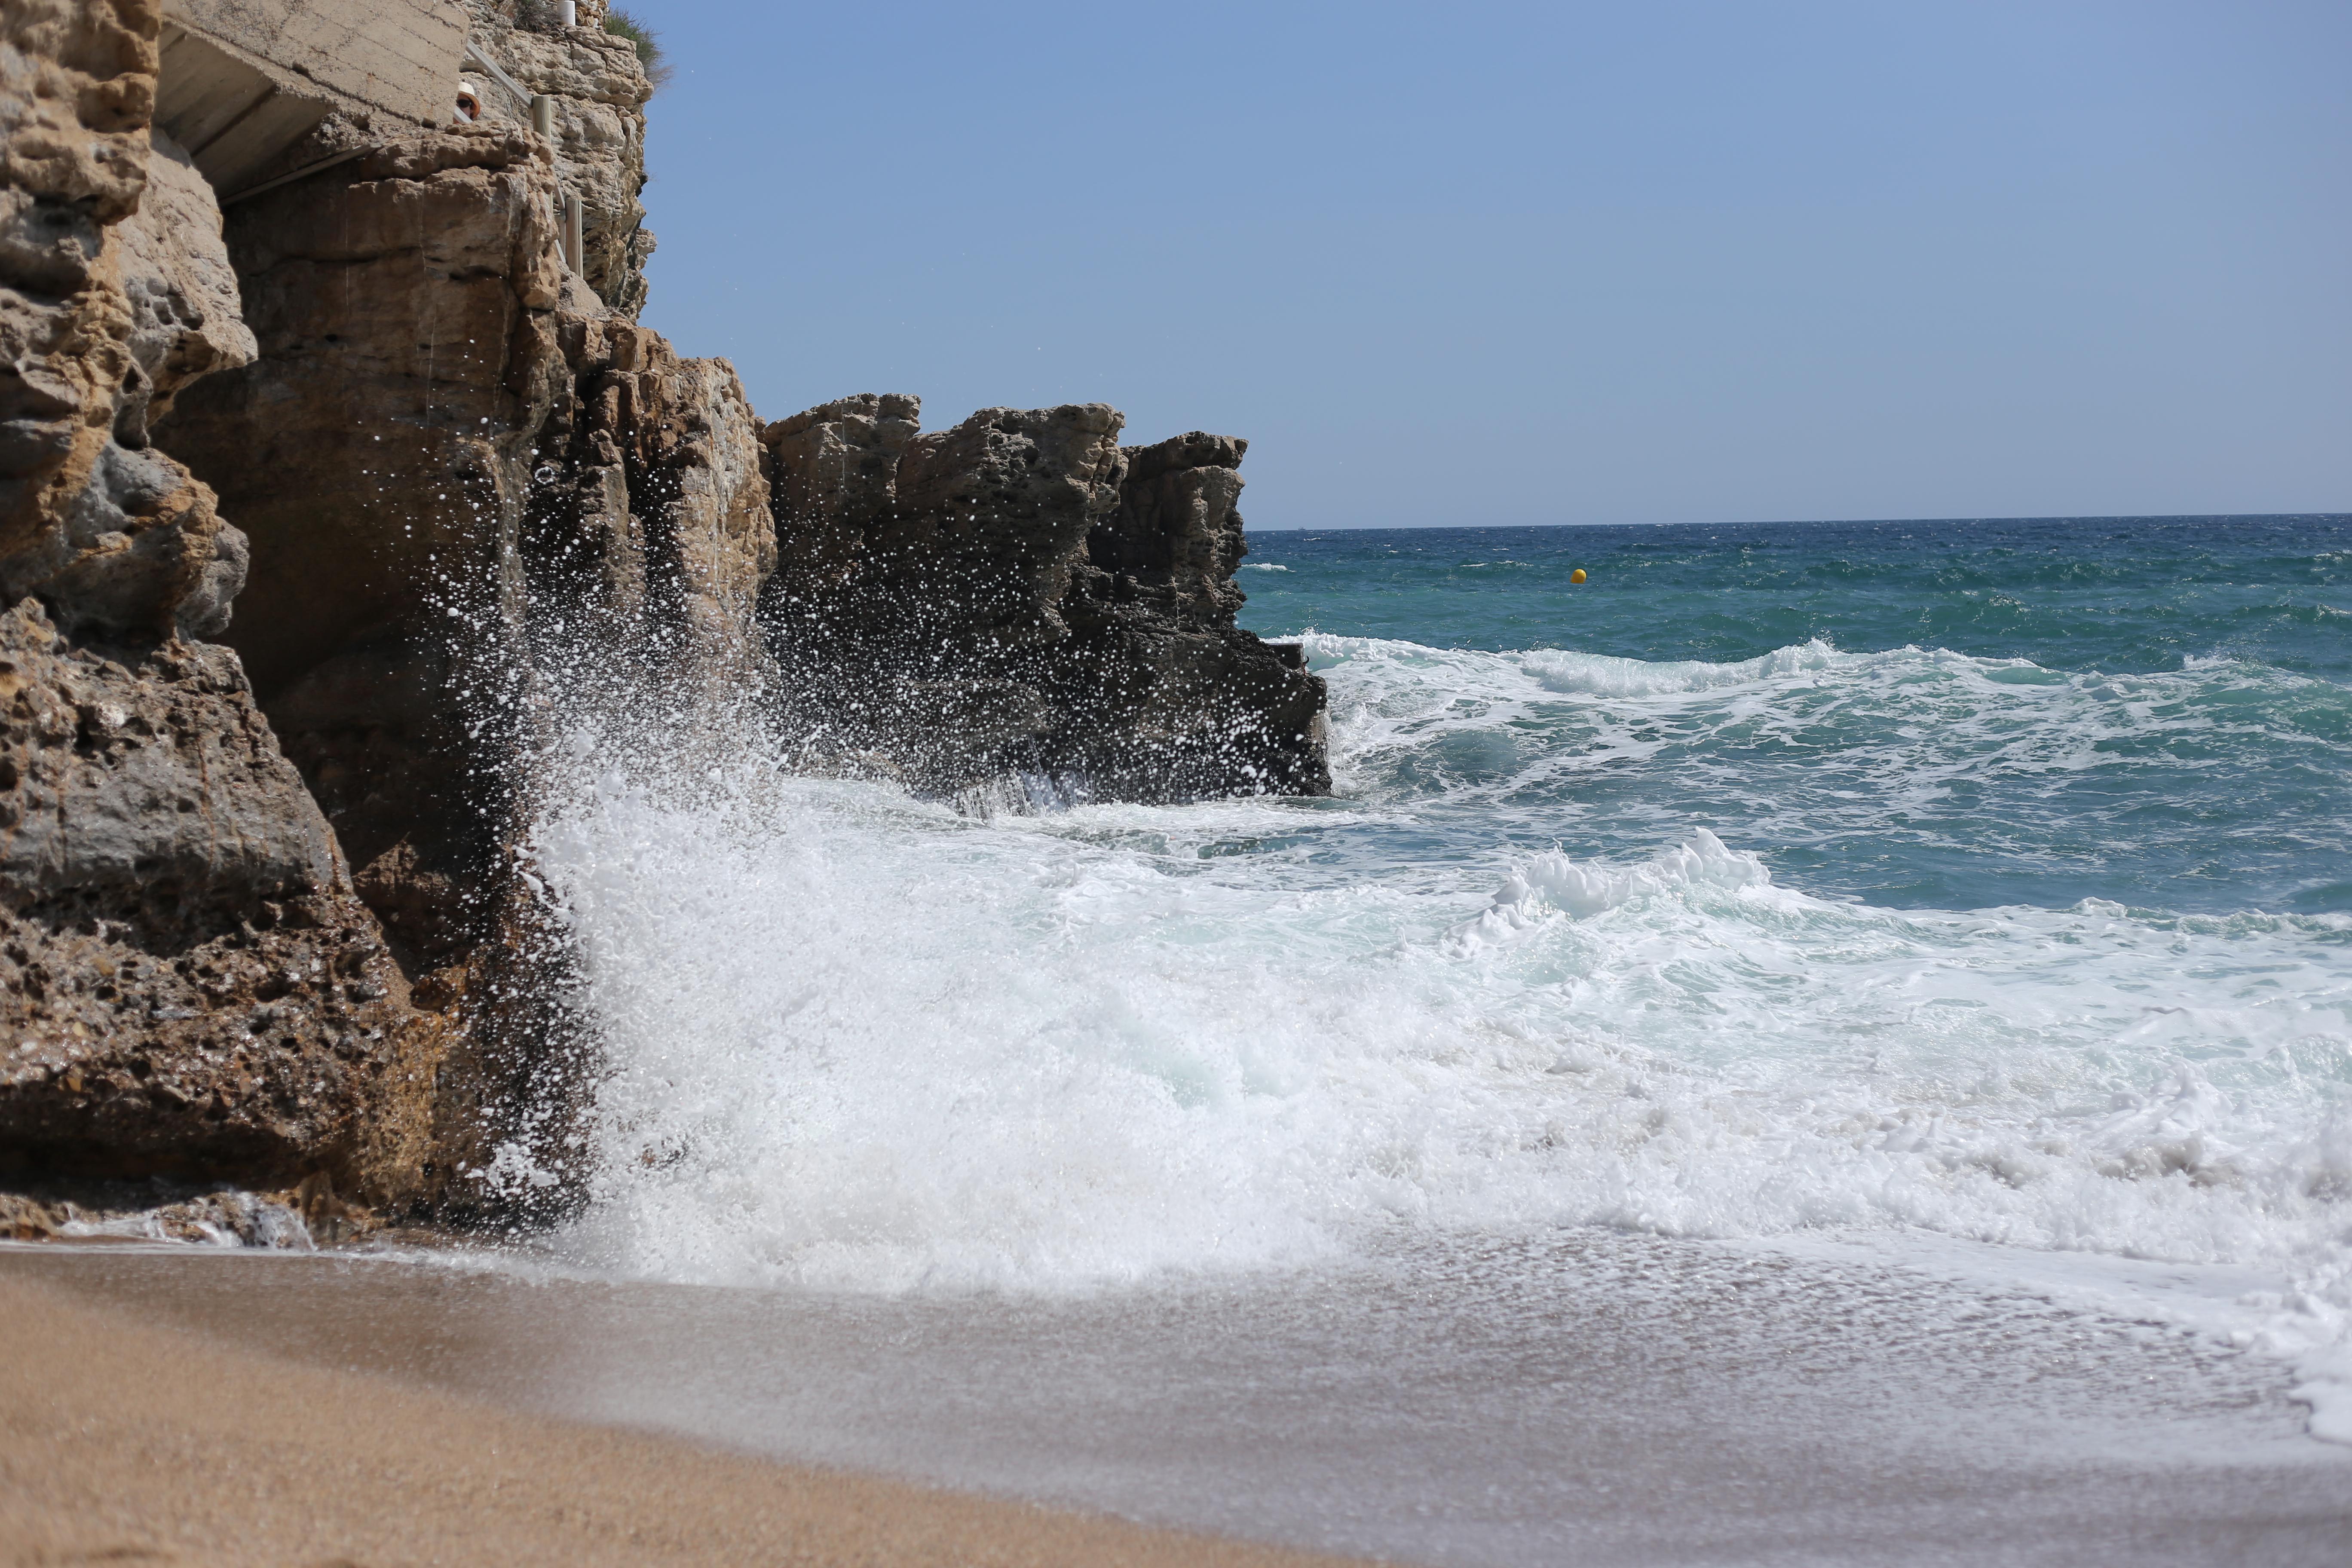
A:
0 0 245 646
159 122 566 703
0 0 436 1204
161 122 770 936
462 0 656 315
110 129 257 449
539 318 775 677
0 598 437 1199
157 120 772 1213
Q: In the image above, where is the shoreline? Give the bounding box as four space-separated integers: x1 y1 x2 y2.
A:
9 1229 2350 1568
0 1260 1361 1568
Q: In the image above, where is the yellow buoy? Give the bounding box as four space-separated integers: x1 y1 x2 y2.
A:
1571 568 1588 584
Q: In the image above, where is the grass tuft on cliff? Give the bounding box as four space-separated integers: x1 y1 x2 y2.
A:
603 7 674 92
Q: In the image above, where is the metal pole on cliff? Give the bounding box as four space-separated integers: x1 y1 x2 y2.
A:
531 96 568 271
563 192 585 275
561 1 578 26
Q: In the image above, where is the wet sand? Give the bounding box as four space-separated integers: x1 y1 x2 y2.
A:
6 1233 2352 1567
0 1262 1358 1568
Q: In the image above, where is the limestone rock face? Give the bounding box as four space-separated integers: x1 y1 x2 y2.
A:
157 121 771 1215
0 0 435 1204
541 321 775 675
162 126 770 958
159 124 567 704
761 398 1330 802
0 602 335 904
110 131 257 448
0 598 435 1197
460 0 655 316
0 0 246 646
155 125 569 1003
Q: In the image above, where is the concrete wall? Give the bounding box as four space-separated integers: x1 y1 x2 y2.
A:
158 0 469 193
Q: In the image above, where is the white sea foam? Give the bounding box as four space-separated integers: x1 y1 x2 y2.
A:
1482 826 1771 921
524 633 2352 1433
1298 630 2349 872
1520 639 1847 697
531 790 2352 1292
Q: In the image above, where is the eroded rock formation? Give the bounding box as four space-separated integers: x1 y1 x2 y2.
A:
155 124 569 994
1 0 435 1203
0 600 435 1196
762 398 1329 802
161 126 766 894
145 108 769 1212
0 2 245 646
458 0 653 314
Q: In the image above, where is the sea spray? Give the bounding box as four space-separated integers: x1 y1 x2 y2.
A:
518 515 2352 1434
527 731 2349 1289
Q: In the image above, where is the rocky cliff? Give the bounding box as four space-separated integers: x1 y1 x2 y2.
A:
155 114 771 1214
2 0 436 1205
456 0 653 315
0 599 436 1197
3 0 1328 1226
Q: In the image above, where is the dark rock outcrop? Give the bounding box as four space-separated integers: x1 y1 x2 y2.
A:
761 398 1329 803
1063 429 1330 802
762 392 922 608
1096 431 1251 623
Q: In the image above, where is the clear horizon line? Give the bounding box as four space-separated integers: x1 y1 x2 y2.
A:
1249 509 2352 533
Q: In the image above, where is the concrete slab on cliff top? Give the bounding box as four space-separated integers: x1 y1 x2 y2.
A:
159 0 468 193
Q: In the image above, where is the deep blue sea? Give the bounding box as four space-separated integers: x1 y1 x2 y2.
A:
518 512 2352 1441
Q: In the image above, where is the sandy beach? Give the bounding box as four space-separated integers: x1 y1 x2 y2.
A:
0 1261 1359 1568
7 1233 2350 1568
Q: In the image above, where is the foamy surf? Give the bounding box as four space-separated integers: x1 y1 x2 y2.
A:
508 524 2351 1439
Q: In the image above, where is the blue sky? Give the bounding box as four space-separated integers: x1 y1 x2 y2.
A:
627 1 2349 529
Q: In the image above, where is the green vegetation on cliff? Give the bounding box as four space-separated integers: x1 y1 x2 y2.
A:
603 7 672 91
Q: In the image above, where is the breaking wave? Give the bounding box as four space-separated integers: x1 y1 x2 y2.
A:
511 636 2343 1313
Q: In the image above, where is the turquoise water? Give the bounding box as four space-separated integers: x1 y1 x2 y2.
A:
1240 515 2352 915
